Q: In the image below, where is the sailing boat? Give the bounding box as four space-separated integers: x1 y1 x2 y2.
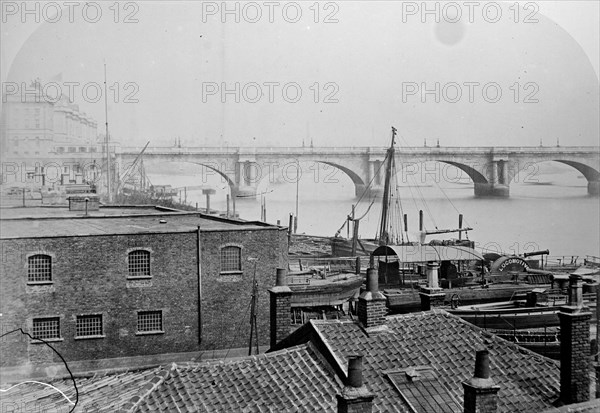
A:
329 127 558 312
331 126 475 257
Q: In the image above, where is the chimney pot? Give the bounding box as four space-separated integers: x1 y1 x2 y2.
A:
567 273 584 308
347 356 363 388
276 268 287 287
426 262 440 289
463 348 500 413
366 268 377 292
474 349 491 379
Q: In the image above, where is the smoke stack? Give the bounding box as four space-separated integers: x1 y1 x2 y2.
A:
462 349 500 413
558 273 592 404
337 355 374 413
357 268 387 329
269 268 292 349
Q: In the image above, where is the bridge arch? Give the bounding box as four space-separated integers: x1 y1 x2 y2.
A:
252 160 366 198
509 159 600 196
437 161 488 184
142 160 236 190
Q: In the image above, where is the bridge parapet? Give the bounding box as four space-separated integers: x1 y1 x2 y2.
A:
120 145 600 156
115 145 600 198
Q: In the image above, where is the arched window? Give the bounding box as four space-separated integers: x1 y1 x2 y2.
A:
128 250 151 277
220 246 241 273
28 254 52 282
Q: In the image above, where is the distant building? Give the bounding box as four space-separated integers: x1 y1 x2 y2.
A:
0 204 288 377
1 79 99 158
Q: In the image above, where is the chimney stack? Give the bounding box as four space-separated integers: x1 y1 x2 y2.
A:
357 268 387 329
558 274 592 404
462 349 500 413
419 262 445 311
269 268 292 349
337 355 375 413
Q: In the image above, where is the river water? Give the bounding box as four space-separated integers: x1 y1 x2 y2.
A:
146 162 600 259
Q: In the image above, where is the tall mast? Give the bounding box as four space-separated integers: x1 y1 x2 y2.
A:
378 126 396 245
103 63 113 203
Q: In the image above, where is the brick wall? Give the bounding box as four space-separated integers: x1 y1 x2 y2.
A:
559 310 592 404
336 395 374 413
269 286 292 348
1 226 288 367
357 295 386 328
463 386 499 413
1 232 200 367
199 228 288 352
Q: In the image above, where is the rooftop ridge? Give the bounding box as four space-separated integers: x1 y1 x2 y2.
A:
304 341 344 388
309 319 350 380
179 344 311 371
121 364 173 412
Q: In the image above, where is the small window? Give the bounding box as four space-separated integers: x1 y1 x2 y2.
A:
28 254 52 283
220 246 241 272
128 250 150 277
137 311 163 333
76 314 103 338
32 317 60 340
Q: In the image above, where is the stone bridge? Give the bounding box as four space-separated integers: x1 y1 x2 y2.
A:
117 146 600 198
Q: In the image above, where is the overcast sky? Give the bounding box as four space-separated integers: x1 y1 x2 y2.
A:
2 1 599 148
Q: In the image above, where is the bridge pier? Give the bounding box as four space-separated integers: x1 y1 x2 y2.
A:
474 183 510 198
233 185 258 199
588 181 600 196
355 184 384 198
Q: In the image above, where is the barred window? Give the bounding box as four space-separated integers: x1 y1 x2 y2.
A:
137 311 163 333
32 317 60 340
128 250 150 277
76 314 103 338
28 254 52 282
220 246 241 272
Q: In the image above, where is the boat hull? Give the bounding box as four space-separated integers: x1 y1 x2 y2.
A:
288 274 363 308
449 307 560 330
331 238 378 257
384 284 541 313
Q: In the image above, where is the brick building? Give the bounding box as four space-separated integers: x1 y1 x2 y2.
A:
3 269 599 412
0 205 288 376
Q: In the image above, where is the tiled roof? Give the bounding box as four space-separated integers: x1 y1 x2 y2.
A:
3 311 593 412
308 310 562 412
543 399 600 412
130 344 341 412
0 366 161 412
1 343 342 412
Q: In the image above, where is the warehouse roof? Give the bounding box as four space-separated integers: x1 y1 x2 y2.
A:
0 206 281 239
